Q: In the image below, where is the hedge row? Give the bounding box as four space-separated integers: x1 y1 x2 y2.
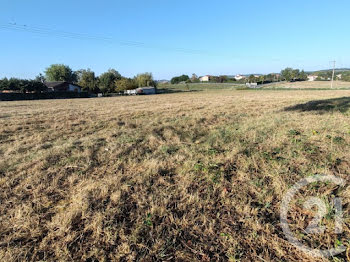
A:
0 92 90 101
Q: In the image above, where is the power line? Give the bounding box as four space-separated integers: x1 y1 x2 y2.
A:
0 22 210 56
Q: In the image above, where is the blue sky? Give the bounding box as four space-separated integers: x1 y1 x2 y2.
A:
1 0 349 79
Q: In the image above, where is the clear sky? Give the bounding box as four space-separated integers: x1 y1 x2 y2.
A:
1 0 349 80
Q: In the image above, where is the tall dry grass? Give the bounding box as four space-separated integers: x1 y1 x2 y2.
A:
1 90 350 261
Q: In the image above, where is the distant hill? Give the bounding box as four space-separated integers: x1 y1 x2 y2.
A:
306 68 350 74
157 80 170 83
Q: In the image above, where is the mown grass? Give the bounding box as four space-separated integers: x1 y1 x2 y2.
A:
1 90 350 261
261 80 350 89
158 82 243 92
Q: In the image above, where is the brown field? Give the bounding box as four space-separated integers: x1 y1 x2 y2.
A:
263 80 350 89
1 90 350 261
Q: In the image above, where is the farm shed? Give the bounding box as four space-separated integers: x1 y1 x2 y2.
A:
199 75 211 82
137 87 156 95
124 86 156 95
125 89 137 95
246 83 259 88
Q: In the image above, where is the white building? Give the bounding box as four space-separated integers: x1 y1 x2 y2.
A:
246 83 258 88
199 75 211 82
307 75 318 81
234 74 246 81
125 87 156 95
125 89 137 95
138 87 156 95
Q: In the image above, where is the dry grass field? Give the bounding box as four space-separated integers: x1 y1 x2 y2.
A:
263 81 350 89
1 90 350 261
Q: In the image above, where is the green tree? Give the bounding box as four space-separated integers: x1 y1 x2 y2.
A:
0 78 9 91
35 73 46 83
171 74 190 84
8 78 21 92
170 77 180 84
281 68 293 82
191 73 199 83
0 78 47 93
24 80 47 93
98 69 122 93
218 75 228 83
281 67 308 82
248 75 257 83
342 72 350 81
77 69 98 93
115 78 138 92
258 75 265 84
135 73 156 87
292 69 300 81
298 70 308 81
45 64 77 82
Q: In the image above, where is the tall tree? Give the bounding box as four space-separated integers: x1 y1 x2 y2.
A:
258 75 265 84
0 78 46 93
281 68 293 82
191 73 199 82
135 73 156 87
248 75 257 83
218 75 228 83
45 64 77 82
35 73 46 83
170 74 190 84
98 69 122 93
115 78 138 92
77 69 98 93
298 70 308 81
0 78 9 91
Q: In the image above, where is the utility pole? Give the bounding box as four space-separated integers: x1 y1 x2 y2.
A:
330 60 336 89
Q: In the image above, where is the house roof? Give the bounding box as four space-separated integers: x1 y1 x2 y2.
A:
44 81 68 88
44 81 82 88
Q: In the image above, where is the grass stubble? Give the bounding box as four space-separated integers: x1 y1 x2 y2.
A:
1 90 350 261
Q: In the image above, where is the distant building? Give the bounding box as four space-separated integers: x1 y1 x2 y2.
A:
125 89 137 95
246 83 258 88
157 80 169 84
273 73 281 79
199 75 211 82
137 86 156 95
125 86 156 95
307 75 318 81
234 74 246 81
45 81 82 92
336 74 342 80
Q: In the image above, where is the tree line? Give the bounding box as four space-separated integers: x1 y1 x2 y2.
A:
170 68 308 85
280 68 308 82
0 64 157 94
170 74 236 84
0 78 47 93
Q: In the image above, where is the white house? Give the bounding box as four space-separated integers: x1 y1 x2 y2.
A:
199 75 211 82
234 74 246 81
307 75 318 81
246 83 258 88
